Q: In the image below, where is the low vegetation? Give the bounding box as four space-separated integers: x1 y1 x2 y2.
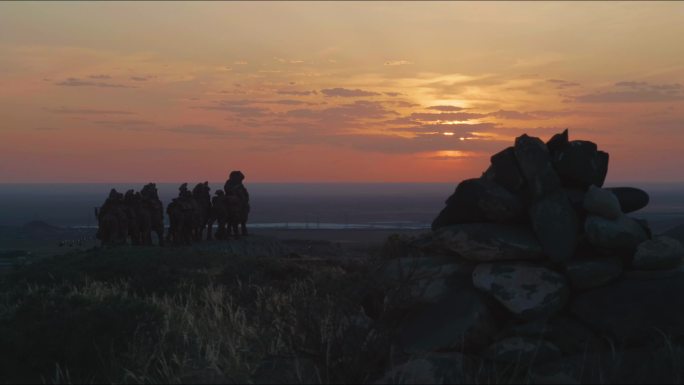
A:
0 246 389 384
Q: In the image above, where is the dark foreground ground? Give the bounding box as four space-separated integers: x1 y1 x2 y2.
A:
2 225 684 383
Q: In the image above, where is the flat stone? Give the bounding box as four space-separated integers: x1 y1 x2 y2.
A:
433 224 544 262
376 353 467 384
564 257 623 290
398 288 497 353
472 263 569 320
584 215 649 253
486 147 526 192
483 337 561 364
632 236 684 270
514 134 561 197
606 187 650 213
529 192 579 263
552 140 609 189
571 269 684 344
432 178 524 230
583 185 622 219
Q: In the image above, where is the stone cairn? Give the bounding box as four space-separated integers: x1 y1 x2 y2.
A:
374 129 684 383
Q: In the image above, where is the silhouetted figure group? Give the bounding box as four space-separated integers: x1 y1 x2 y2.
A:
95 171 250 246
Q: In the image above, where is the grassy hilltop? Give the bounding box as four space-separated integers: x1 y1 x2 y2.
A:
0 242 389 384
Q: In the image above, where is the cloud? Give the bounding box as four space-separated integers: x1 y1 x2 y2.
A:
427 105 465 112
575 81 684 103
257 99 314 106
320 88 381 97
94 120 154 130
576 89 684 103
336 131 504 155
233 60 248 65
194 102 272 118
547 79 580 89
33 127 61 131
615 81 650 88
48 107 134 115
391 122 498 135
277 89 317 96
383 100 420 108
89 74 112 80
487 110 537 120
384 60 413 66
165 124 247 137
408 111 486 122
384 92 404 97
274 57 305 64
55 77 134 88
285 100 398 123
130 75 154 81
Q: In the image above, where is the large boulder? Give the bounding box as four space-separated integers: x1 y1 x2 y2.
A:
570 268 684 344
564 257 623 290
546 129 569 156
583 185 622 220
529 192 579 263
472 263 569 320
398 288 497 353
606 187 650 213
376 353 468 384
377 256 473 305
632 236 684 270
432 224 544 262
514 134 561 197
432 178 524 230
483 147 526 193
584 215 649 253
551 140 609 189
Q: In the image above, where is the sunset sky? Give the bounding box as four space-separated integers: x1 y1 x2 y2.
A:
1 1 683 183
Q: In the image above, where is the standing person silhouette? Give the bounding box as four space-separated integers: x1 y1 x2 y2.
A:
224 171 250 236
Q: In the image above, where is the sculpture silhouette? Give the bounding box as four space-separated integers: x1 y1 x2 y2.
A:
224 171 250 236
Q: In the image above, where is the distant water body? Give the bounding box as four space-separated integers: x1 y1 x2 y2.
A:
0 182 683 233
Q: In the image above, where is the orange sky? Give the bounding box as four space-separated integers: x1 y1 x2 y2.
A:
1 1 683 183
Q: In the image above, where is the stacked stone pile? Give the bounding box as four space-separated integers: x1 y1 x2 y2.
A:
372 130 684 383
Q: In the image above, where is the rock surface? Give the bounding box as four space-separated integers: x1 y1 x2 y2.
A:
483 336 561 364
552 140 609 189
433 224 544 262
584 215 649 252
472 263 568 319
583 185 622 219
529 192 578 263
378 256 473 304
398 288 497 353
632 236 684 270
571 269 684 344
514 134 560 197
484 147 526 192
564 257 623 290
432 178 524 230
606 187 650 213
377 353 467 384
